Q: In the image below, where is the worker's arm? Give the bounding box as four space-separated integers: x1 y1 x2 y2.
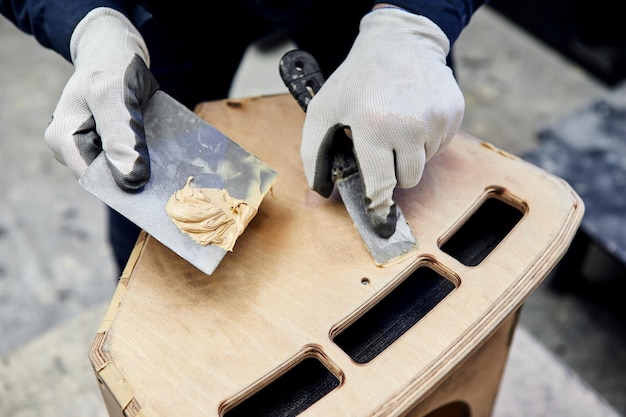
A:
0 0 127 61
373 0 487 44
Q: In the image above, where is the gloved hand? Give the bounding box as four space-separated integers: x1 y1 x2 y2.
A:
45 7 159 191
301 7 464 237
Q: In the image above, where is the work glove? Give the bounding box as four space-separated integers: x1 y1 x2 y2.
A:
301 7 464 237
45 7 159 191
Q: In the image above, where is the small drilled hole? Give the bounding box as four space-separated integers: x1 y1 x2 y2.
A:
294 60 304 72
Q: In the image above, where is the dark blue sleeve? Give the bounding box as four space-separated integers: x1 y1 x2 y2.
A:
373 0 488 44
0 0 127 61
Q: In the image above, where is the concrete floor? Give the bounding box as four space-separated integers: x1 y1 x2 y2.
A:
1 5 625 416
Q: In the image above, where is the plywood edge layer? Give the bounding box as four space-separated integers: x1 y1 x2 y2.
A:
89 231 151 416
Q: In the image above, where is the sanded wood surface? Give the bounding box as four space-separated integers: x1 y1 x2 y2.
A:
90 93 583 417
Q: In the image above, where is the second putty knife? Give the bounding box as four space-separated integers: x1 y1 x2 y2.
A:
79 90 277 275
279 49 418 266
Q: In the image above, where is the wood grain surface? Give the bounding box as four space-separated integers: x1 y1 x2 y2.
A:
90 93 584 417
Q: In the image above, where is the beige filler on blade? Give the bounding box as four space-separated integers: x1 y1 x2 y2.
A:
166 176 260 251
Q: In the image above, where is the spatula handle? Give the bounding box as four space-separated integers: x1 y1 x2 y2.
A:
279 49 325 112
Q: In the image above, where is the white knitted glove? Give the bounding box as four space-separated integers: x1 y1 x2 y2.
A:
45 7 158 190
301 7 464 237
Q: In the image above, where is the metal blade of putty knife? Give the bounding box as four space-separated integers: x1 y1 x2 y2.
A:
279 49 418 266
79 90 278 275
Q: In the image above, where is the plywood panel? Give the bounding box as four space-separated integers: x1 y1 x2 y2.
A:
90 94 583 417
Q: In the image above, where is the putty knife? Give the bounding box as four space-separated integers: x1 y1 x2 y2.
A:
279 49 418 266
79 90 277 275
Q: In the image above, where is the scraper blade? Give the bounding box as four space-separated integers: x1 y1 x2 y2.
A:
79 90 277 275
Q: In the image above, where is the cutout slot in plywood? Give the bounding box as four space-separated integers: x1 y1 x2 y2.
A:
223 354 340 417
440 194 525 266
333 265 456 364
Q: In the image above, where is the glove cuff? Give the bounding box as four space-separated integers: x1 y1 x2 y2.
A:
361 7 451 58
70 7 150 67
